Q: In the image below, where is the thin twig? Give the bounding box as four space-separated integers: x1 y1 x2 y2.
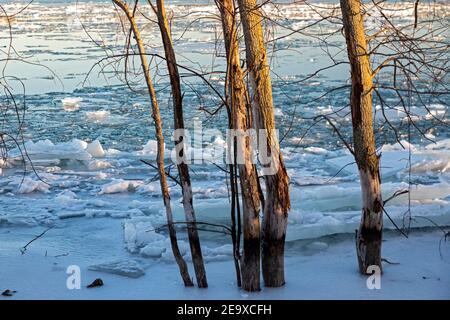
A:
20 227 53 255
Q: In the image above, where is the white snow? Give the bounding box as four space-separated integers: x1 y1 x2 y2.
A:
212 135 226 148
123 217 234 263
105 148 123 156
2 137 450 246
304 146 329 155
274 108 284 116
124 217 165 253
85 110 110 123
86 140 105 158
0 218 448 299
326 139 450 178
10 139 92 162
140 245 166 258
88 260 146 278
426 138 450 150
61 97 82 112
99 179 143 195
137 140 160 157
136 182 158 194
55 190 78 204
17 177 50 194
88 159 111 170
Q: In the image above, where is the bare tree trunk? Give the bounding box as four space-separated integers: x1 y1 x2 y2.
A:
237 0 290 287
113 0 193 286
228 161 243 288
216 0 261 292
340 0 383 274
152 0 208 288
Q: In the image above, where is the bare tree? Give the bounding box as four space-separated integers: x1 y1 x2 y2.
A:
216 0 262 292
149 0 208 288
340 0 383 273
236 0 291 287
112 0 193 286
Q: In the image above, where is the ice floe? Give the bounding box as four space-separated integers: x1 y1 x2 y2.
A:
61 97 82 112
88 259 146 278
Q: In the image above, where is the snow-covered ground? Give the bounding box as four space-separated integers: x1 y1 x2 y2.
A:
0 218 448 299
1 109 449 300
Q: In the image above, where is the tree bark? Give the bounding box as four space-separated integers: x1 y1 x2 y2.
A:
340 0 383 274
113 0 193 286
228 161 242 288
217 0 261 292
153 0 208 288
236 0 290 287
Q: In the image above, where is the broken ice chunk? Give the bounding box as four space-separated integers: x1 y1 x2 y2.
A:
88 259 145 278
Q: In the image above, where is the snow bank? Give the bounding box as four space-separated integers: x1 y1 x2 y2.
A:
1 221 449 299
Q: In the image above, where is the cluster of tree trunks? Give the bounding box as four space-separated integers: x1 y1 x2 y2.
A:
236 0 291 288
216 0 262 292
113 0 384 290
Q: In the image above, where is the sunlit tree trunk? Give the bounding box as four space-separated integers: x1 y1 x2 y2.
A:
113 0 193 286
217 0 261 292
340 0 383 274
153 0 208 288
237 0 290 287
